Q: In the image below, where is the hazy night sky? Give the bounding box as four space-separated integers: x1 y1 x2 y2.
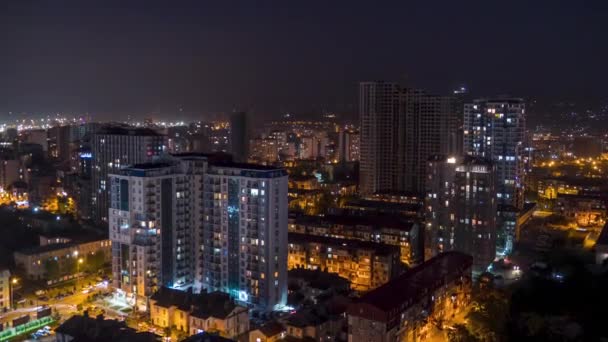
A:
0 1 607 121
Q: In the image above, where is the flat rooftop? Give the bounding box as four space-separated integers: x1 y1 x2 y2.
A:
288 232 399 256
294 214 418 231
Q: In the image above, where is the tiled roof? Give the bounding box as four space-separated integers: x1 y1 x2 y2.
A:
348 252 472 319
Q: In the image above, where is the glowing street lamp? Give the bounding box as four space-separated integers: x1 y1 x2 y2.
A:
10 276 18 309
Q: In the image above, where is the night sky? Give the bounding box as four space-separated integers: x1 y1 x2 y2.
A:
1 1 607 121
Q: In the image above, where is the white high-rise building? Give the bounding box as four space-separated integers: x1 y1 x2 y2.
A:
464 98 525 208
200 162 288 310
92 127 166 223
108 154 288 311
109 158 203 307
464 98 525 254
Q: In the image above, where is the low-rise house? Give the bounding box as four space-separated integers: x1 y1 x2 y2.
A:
347 252 473 342
288 269 349 306
284 295 350 342
14 237 111 281
248 321 286 342
288 233 402 292
182 332 236 342
149 287 249 339
55 314 159 342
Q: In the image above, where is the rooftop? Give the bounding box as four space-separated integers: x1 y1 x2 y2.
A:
255 321 285 338
348 251 472 319
16 235 107 256
55 314 159 342
150 287 243 319
294 214 417 231
127 162 173 170
341 199 421 215
211 161 285 171
181 332 235 342
288 268 350 290
288 232 399 256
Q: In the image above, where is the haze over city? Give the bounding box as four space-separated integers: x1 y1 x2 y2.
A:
1 1 607 121
0 2 607 342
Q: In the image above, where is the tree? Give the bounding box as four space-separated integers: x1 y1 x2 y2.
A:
465 289 509 341
448 324 479 342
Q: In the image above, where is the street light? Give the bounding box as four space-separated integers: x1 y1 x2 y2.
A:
9 276 18 310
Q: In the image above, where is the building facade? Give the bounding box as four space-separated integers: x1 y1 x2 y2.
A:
14 238 111 281
92 127 166 223
149 287 249 339
289 214 422 266
359 82 460 195
109 154 288 311
464 98 525 254
199 162 288 310
287 233 401 292
230 111 250 163
359 82 400 195
464 98 525 208
425 156 497 272
109 160 202 305
347 252 473 342
0 270 11 311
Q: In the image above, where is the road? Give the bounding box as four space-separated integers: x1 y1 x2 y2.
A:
0 280 112 337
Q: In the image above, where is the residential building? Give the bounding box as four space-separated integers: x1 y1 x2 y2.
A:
183 333 236 342
200 162 288 310
230 111 250 163
399 89 460 193
249 138 279 165
338 128 360 162
287 233 401 292
55 315 159 342
359 82 460 195
288 268 350 305
148 287 249 339
13 238 111 281
347 252 473 342
0 159 21 190
109 154 289 311
248 321 286 342
23 129 48 151
425 156 497 271
48 125 73 163
359 82 400 195
285 295 351 341
92 126 166 223
109 160 202 304
290 214 422 266
0 270 10 311
464 98 525 254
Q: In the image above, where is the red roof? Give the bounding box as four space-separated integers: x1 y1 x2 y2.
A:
347 252 472 324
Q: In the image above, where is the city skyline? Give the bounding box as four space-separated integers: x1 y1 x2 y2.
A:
0 3 607 341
